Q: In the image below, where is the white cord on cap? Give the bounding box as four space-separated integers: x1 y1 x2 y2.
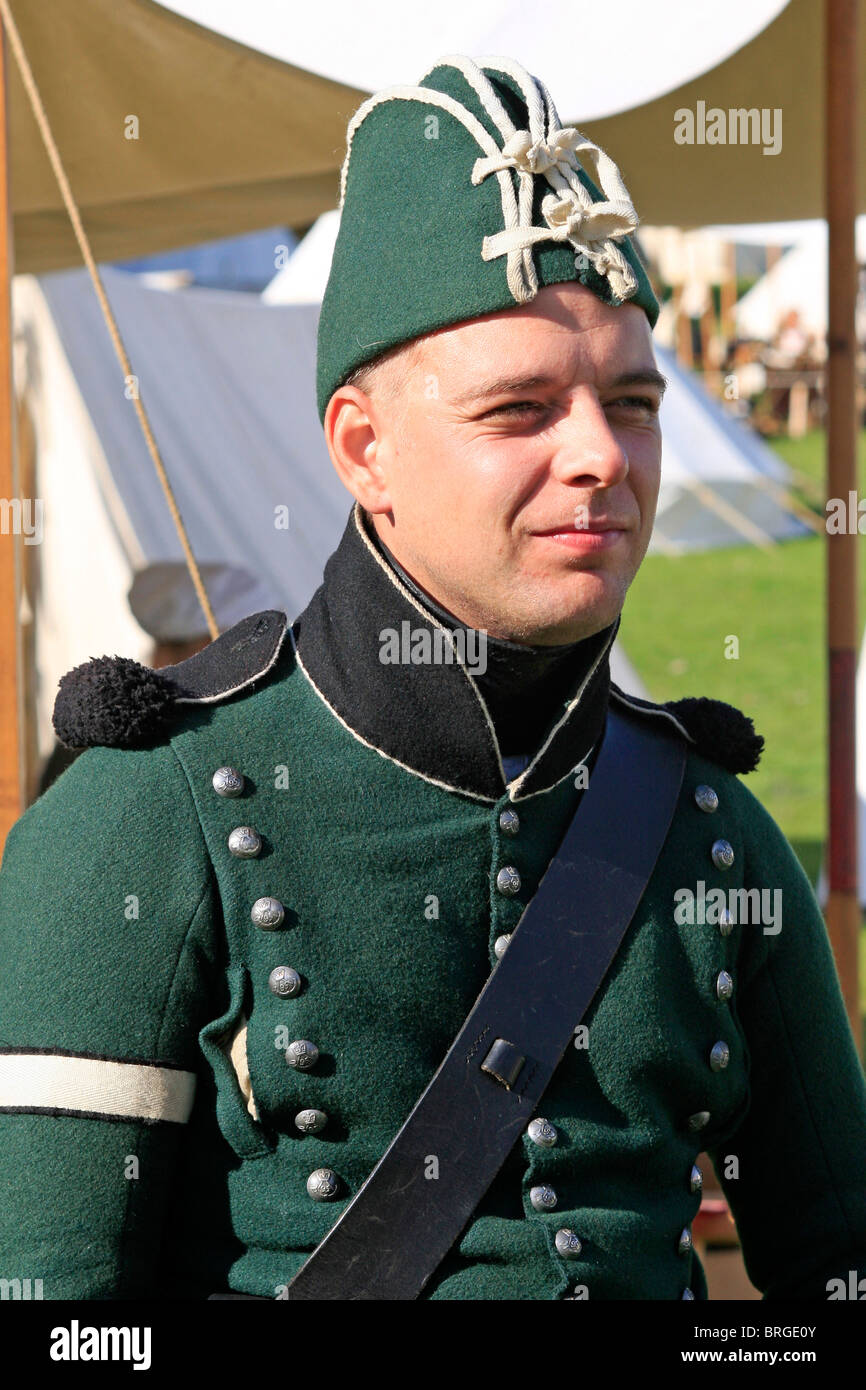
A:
340 53 641 306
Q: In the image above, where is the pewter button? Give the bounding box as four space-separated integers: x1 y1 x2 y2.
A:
268 965 301 998
719 909 735 937
527 1117 558 1147
212 766 244 797
688 1110 711 1131
499 809 520 836
530 1184 558 1211
690 1163 703 1194
493 934 512 959
678 1227 692 1255
709 1040 730 1072
682 1288 695 1300
496 865 521 896
555 1228 583 1258
306 1168 340 1201
694 784 719 813
251 896 285 930
711 839 735 870
295 1108 327 1134
285 1039 319 1071
228 826 262 858
716 970 734 1001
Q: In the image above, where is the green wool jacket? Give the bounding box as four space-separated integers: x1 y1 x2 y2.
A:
1 505 866 1301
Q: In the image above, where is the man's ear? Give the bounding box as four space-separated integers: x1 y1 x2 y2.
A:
323 386 393 514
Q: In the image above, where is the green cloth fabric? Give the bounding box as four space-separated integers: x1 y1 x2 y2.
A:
1 633 865 1299
316 56 659 422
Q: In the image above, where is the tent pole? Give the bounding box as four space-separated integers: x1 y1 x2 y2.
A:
825 0 861 1054
0 15 23 857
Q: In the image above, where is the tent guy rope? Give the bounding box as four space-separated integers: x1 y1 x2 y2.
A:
0 0 219 639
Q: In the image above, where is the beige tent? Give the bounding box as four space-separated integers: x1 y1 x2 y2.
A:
9 0 366 273
8 0 866 275
588 0 865 226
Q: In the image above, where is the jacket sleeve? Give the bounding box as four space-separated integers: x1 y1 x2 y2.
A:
0 741 222 1299
707 779 866 1300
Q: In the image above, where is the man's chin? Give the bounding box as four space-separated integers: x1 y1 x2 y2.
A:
435 564 627 644
518 573 626 644
499 597 624 646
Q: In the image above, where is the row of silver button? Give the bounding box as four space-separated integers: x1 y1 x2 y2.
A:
214 766 336 1194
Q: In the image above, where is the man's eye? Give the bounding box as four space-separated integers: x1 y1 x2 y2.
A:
487 401 546 418
608 395 660 413
483 396 659 420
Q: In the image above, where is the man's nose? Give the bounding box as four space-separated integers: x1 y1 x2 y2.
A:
549 394 630 489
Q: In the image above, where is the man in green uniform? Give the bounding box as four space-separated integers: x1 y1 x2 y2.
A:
1 53 865 1301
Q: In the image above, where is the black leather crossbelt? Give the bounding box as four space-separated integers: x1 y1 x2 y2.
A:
213 703 687 1300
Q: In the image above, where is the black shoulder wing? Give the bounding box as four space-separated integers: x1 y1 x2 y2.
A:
610 683 764 774
52 609 288 750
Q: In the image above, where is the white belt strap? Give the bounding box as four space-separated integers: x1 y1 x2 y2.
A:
0 1049 196 1124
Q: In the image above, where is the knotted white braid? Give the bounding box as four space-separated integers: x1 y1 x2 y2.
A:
471 126 639 300
340 53 641 305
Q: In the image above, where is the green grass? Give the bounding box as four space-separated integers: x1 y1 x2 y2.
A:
622 428 866 843
619 429 866 1031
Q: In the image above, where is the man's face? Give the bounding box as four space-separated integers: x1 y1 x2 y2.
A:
326 281 665 644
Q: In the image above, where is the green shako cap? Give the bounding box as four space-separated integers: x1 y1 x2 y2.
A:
316 53 659 423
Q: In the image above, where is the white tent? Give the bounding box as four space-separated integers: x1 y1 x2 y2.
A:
14 259 806 762
13 267 353 761
650 346 806 554
735 219 866 342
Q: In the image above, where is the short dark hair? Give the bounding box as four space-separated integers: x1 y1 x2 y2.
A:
341 338 422 403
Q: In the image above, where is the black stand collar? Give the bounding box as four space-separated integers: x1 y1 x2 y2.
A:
292 503 617 803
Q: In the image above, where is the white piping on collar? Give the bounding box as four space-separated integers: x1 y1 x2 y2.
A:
510 683 697 803
507 615 619 800
352 504 509 787
353 505 616 803
512 677 698 804
508 734 598 805
289 623 497 806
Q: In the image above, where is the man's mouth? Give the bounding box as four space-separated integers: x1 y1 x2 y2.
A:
531 520 630 551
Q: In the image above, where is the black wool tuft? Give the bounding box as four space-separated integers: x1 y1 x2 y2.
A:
664 695 764 774
52 656 178 749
